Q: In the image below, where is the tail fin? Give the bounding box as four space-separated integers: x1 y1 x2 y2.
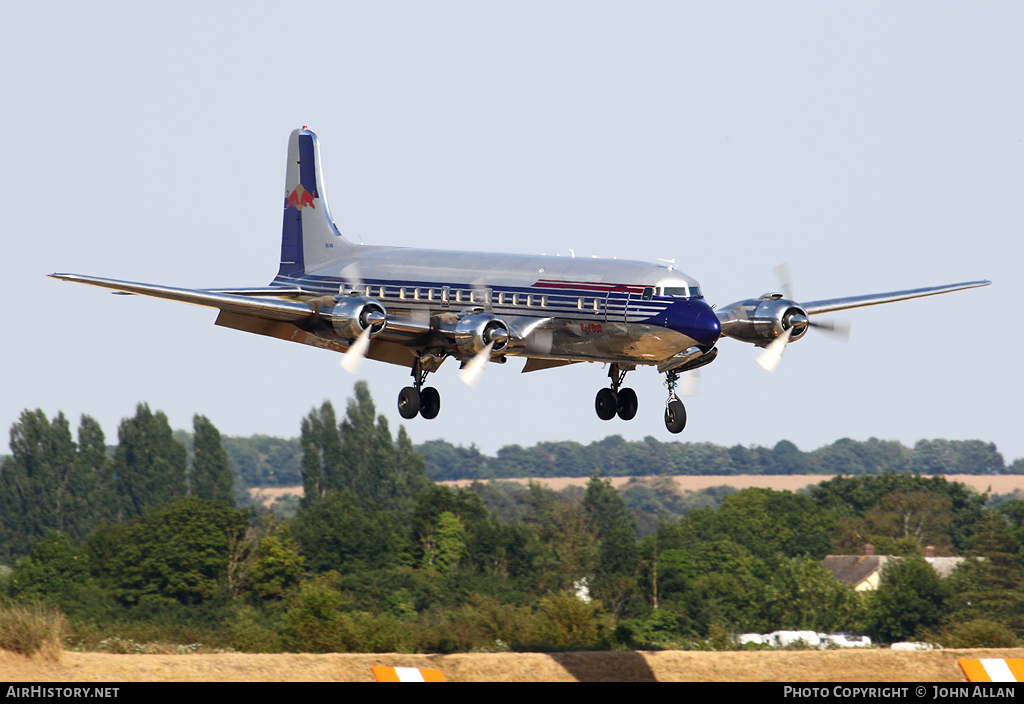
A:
276 128 357 280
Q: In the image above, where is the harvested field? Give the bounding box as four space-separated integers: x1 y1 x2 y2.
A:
4 648 1023 682
250 475 1024 507
439 474 1024 494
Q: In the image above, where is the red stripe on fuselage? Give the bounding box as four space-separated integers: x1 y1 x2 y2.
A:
531 279 645 294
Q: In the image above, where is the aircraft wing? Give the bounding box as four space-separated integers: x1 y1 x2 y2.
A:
49 273 315 323
801 280 990 315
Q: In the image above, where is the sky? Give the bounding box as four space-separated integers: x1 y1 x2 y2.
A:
2 2 1021 463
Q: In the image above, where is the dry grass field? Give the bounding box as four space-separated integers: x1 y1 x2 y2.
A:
251 475 1024 508
435 474 1024 494
4 648 1023 682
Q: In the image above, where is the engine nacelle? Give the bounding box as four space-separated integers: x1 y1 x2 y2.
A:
716 294 809 345
445 313 510 357
327 296 387 340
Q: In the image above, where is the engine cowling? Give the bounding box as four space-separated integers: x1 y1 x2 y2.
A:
448 313 510 357
327 296 387 340
715 294 809 345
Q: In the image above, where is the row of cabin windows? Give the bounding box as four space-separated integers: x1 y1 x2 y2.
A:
363 284 697 306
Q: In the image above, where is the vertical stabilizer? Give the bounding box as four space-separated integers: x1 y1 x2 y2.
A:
276 129 357 280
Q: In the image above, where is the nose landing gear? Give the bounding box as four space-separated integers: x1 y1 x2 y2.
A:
594 364 638 421
663 369 686 433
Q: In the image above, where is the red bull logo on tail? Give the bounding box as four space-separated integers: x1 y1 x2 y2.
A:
285 184 317 210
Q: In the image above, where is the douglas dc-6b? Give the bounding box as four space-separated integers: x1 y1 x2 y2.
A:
51 129 990 433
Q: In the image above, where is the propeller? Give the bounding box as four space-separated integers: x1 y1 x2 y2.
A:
340 326 372 374
458 341 495 387
756 264 850 372
681 369 700 397
756 325 794 372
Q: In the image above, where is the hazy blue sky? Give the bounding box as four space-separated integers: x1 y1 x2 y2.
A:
2 2 1020 462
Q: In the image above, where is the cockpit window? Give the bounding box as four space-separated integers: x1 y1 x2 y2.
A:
641 287 654 301
689 286 701 298
663 287 689 297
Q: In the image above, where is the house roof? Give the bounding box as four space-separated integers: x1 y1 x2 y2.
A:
822 555 885 586
823 555 969 585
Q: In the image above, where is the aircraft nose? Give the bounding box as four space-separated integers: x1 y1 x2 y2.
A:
693 304 721 348
665 300 721 349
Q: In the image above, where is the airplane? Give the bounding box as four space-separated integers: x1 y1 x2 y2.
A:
51 128 990 434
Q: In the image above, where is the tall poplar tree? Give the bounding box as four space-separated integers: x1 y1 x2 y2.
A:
299 383 429 513
113 403 187 519
192 414 235 505
0 410 113 561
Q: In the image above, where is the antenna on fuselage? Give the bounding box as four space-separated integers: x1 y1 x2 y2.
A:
658 258 676 271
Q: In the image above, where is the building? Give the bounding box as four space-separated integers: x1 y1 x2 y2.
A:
822 544 968 591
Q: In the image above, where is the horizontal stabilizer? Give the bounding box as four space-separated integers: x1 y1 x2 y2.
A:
49 273 315 323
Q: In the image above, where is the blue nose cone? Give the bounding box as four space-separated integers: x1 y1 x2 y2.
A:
665 300 721 349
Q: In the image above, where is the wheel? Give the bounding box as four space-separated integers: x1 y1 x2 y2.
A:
616 388 638 421
398 387 420 419
419 387 441 419
595 388 618 420
664 398 686 433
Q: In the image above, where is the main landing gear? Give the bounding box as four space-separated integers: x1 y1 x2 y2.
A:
398 356 442 420
594 364 638 422
663 370 686 434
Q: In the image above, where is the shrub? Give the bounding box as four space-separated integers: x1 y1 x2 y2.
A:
0 601 68 658
939 620 1020 648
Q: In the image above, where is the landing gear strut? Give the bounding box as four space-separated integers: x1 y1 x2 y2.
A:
663 370 686 434
398 356 443 420
594 364 638 421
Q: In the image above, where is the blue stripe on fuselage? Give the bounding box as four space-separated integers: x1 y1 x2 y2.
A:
270 274 720 342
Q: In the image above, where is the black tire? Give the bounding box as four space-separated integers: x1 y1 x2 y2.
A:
664 398 687 434
595 388 618 420
616 387 638 421
419 387 441 419
398 387 420 419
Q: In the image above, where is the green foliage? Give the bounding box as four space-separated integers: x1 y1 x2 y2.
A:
290 491 410 573
84 498 250 605
812 474 987 553
9 533 87 600
300 383 429 514
191 415 235 505
432 512 466 574
222 434 303 487
755 557 865 633
113 403 187 520
535 592 609 649
945 512 1024 635
936 620 1020 648
708 488 837 559
418 435 1012 481
867 558 949 643
0 411 113 561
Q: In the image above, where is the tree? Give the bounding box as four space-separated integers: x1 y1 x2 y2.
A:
946 511 1024 635
85 497 251 605
299 384 429 513
833 491 955 555
756 557 864 633
0 411 113 561
191 415 235 505
113 403 187 519
712 487 836 559
291 491 409 573
867 557 948 643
